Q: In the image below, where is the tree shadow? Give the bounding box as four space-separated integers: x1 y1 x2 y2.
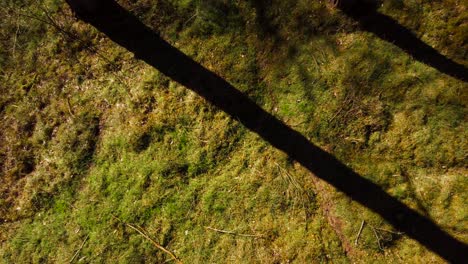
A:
65 0 467 262
251 0 467 82
334 0 467 82
249 0 282 44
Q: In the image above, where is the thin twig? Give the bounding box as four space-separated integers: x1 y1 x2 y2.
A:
111 215 182 264
69 234 89 263
66 97 76 118
274 162 303 193
374 227 404 235
354 220 365 245
126 223 182 264
205 226 264 238
184 10 198 26
371 226 383 250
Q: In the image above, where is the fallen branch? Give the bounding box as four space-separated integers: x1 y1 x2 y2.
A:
205 226 264 238
126 223 182 264
354 220 365 246
371 226 384 251
111 215 182 264
367 223 404 251
69 234 89 263
275 162 303 192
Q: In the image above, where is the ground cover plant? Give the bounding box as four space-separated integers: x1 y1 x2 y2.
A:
0 0 467 263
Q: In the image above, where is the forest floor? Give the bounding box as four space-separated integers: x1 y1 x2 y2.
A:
0 0 467 263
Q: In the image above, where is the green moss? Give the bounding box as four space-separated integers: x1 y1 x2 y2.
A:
1 0 466 263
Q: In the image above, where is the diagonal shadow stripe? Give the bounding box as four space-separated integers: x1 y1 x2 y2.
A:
65 0 467 262
334 0 467 82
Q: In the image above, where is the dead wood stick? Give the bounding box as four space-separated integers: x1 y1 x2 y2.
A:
371 226 384 250
275 162 301 190
354 220 365 245
205 226 264 238
69 234 89 263
125 223 182 264
111 214 182 263
374 227 404 235
66 97 76 118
